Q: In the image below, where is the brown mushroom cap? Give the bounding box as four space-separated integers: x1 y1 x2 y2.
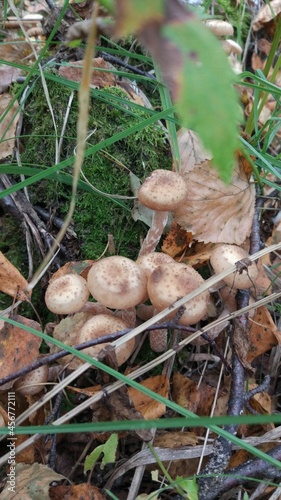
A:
45 274 90 314
14 365 49 396
87 256 147 309
147 262 209 325
138 169 188 211
136 252 174 278
77 314 135 366
210 244 259 289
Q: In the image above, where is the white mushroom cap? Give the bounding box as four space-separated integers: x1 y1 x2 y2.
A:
14 365 49 396
210 244 259 289
147 262 209 325
138 169 188 211
136 252 174 278
87 256 147 309
205 19 234 37
222 39 243 55
77 314 135 366
45 274 90 314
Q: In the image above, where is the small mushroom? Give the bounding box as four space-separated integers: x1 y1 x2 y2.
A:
136 303 168 353
147 262 209 325
87 256 147 309
137 170 188 256
45 273 89 314
205 19 234 37
210 244 259 289
77 314 135 366
14 365 49 396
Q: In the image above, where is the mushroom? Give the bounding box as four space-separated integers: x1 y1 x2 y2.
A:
210 244 258 289
136 303 168 353
14 365 49 396
136 252 174 278
137 170 188 257
205 19 234 37
87 256 147 309
77 314 135 366
45 273 90 314
147 262 209 325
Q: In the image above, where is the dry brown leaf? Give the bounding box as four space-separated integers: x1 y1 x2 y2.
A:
174 160 255 244
0 316 41 379
172 372 215 416
58 57 116 88
0 251 30 301
247 306 279 363
0 65 21 93
0 463 65 500
249 385 272 415
161 222 193 258
253 0 281 31
128 375 169 420
49 483 106 500
0 94 19 160
154 431 198 448
178 128 212 171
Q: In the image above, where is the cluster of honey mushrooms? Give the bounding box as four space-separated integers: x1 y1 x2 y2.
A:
40 169 259 376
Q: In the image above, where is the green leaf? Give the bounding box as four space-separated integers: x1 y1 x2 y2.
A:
84 433 118 473
176 477 198 500
163 20 242 182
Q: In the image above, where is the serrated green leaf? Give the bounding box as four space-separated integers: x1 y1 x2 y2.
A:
84 433 118 473
163 20 242 182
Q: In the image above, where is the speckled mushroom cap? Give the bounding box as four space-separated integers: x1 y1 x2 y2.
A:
136 252 174 278
77 314 135 366
147 262 209 325
138 169 188 211
210 244 258 289
45 274 90 315
87 256 147 309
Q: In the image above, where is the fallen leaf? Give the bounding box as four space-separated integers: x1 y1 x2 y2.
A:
0 316 42 379
161 222 193 258
1 462 65 499
253 0 281 31
0 251 30 301
49 483 106 500
177 128 212 170
172 372 215 416
0 65 21 93
154 431 198 448
247 306 279 363
174 160 255 245
58 57 116 88
128 375 169 420
0 94 19 160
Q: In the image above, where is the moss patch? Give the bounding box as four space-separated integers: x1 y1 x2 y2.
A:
22 77 171 261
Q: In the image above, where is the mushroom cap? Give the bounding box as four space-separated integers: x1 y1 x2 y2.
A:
147 262 209 325
136 252 174 278
205 19 234 37
45 274 90 315
87 256 147 309
14 365 49 396
138 169 188 211
210 244 259 289
77 314 135 366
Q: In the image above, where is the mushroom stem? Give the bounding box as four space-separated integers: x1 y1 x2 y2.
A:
138 211 169 257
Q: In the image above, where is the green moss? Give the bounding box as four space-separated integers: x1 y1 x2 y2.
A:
21 77 171 261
